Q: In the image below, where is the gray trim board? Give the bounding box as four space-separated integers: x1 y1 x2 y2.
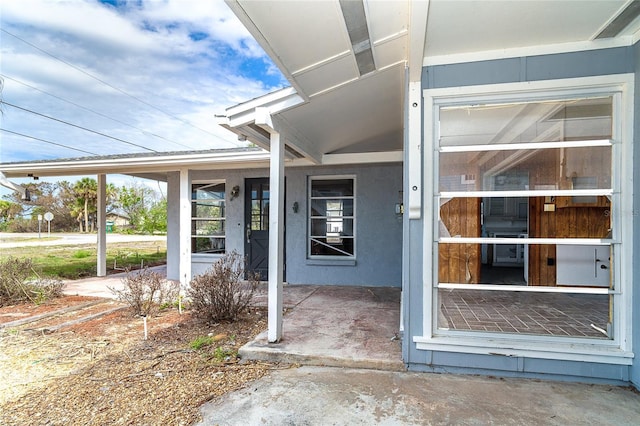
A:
424 47 634 89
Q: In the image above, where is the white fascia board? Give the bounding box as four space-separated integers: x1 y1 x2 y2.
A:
0 151 272 178
423 37 633 67
225 87 304 128
408 0 429 82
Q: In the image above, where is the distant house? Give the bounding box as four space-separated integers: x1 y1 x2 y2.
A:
105 212 130 229
2 1 639 389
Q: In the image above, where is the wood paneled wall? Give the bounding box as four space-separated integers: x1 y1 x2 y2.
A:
528 196 610 286
439 198 481 283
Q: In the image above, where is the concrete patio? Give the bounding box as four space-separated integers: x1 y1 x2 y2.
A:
243 285 404 371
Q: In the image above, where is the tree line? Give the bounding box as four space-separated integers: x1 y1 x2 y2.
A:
0 178 167 234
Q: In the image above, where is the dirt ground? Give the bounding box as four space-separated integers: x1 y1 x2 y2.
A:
0 296 279 425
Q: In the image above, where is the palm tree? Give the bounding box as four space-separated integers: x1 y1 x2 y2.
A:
73 178 97 233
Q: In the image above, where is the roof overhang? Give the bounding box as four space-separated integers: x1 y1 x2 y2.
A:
219 0 414 165
219 0 640 166
0 149 273 181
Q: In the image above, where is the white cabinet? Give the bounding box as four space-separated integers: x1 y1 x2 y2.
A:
556 245 610 287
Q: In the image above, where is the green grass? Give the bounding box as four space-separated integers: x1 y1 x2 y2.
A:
72 249 92 259
0 241 167 280
189 336 214 350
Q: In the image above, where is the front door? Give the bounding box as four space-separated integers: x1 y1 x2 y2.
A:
245 178 270 280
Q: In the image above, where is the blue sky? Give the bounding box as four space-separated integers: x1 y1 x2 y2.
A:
0 0 286 163
0 0 287 198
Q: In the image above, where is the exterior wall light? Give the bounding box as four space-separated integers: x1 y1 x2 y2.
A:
230 185 240 200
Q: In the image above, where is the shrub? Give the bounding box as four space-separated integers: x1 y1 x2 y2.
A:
72 249 92 259
0 257 64 306
187 251 258 322
111 268 180 317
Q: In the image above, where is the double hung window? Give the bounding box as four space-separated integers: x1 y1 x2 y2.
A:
191 182 225 254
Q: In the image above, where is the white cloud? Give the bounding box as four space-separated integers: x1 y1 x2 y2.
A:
0 0 286 164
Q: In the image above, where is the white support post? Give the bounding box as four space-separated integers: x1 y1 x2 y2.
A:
97 174 107 277
268 131 285 343
165 171 181 281
179 169 192 288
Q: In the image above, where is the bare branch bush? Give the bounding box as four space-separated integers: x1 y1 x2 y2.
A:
187 251 259 322
111 268 180 317
0 257 63 306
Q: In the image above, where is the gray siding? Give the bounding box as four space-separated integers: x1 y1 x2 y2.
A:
412 44 638 384
423 46 634 89
189 163 403 287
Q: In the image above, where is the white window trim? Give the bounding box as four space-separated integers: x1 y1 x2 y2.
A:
191 180 226 258
414 74 635 365
308 175 357 260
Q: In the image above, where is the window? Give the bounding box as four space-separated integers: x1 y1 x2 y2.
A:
435 96 616 340
415 76 636 366
191 182 225 254
309 176 355 258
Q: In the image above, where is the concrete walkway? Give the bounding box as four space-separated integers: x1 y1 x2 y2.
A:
62 265 168 299
198 365 640 425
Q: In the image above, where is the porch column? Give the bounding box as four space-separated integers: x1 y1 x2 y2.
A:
165 171 180 281
179 169 192 287
96 174 107 277
268 131 285 343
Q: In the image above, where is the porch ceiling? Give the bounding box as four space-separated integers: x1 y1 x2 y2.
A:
223 0 640 163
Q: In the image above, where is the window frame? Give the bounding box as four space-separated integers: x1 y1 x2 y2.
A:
413 75 635 365
307 175 357 260
191 180 226 256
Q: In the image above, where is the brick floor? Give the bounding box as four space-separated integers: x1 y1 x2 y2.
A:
438 289 610 338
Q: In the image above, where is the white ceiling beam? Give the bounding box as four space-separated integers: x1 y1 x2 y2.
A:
255 107 323 165
0 171 29 200
321 150 402 165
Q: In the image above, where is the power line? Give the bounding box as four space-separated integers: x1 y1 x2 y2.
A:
1 28 241 147
1 101 158 152
0 128 98 156
1 74 195 150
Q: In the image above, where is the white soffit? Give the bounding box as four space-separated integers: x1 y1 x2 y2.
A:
278 64 405 154
424 0 638 63
225 0 409 159
232 0 409 99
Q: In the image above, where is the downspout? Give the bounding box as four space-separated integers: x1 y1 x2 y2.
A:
0 171 30 201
